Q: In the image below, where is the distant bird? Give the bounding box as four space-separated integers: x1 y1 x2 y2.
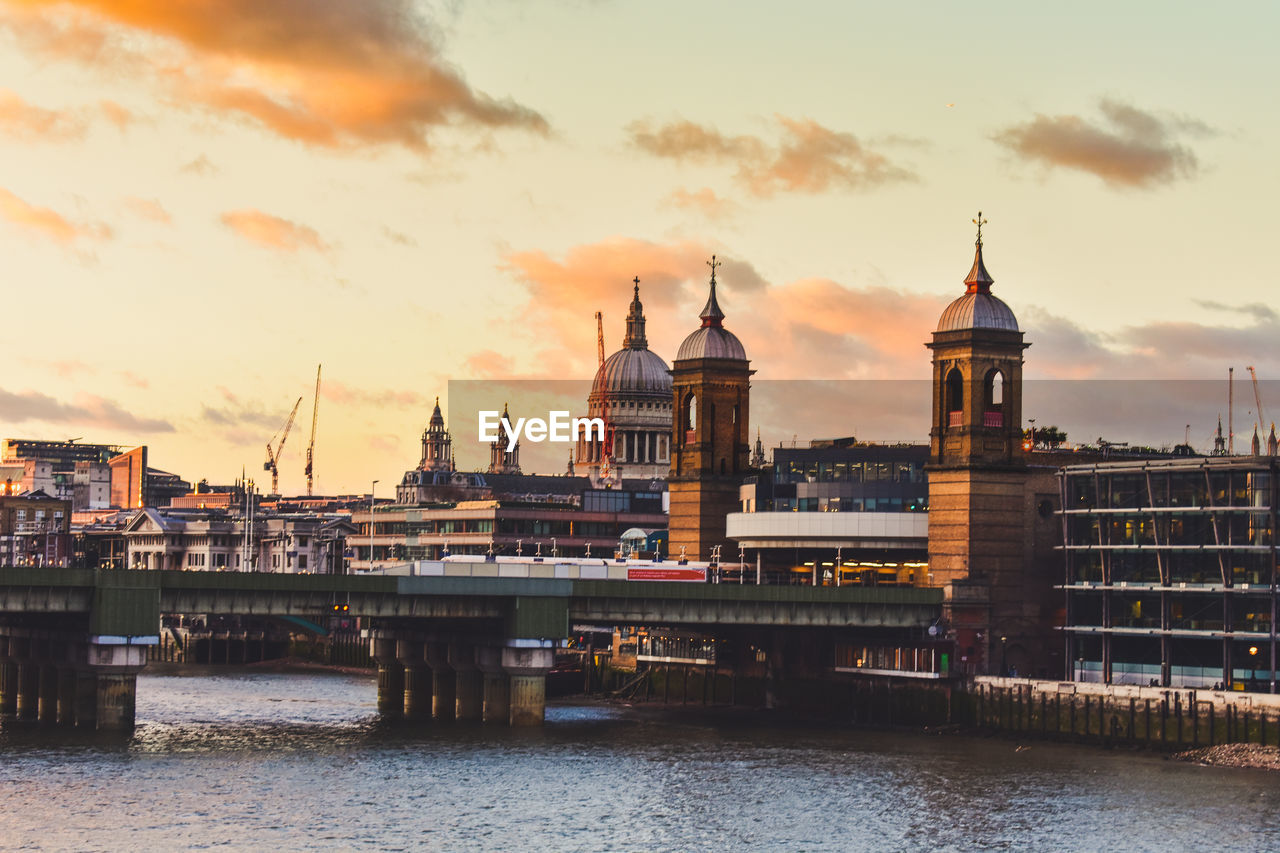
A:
946 103 956 108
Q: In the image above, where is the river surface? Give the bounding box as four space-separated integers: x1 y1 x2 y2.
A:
1 670 1277 852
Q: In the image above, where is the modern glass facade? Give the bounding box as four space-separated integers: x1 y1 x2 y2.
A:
1060 457 1278 691
745 444 929 513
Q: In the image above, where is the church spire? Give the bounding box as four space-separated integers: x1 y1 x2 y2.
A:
964 210 994 295
623 276 648 349
700 255 725 328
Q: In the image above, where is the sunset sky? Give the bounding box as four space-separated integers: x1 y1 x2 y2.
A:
2 1 1278 492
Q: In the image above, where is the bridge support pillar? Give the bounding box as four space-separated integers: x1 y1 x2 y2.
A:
73 669 98 729
397 639 430 721
0 635 16 718
86 639 148 731
450 643 482 722
13 636 39 722
424 642 455 722
56 665 78 726
38 663 59 725
503 646 553 727
765 632 784 710
475 646 510 724
371 636 404 719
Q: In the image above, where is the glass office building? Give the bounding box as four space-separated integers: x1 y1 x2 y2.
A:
1060 457 1277 691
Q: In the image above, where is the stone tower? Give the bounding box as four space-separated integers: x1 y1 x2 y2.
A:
925 216 1034 676
487 403 521 475
668 257 753 562
419 397 453 472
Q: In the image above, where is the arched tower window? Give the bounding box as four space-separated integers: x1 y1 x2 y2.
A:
687 394 697 430
945 367 963 427
983 369 1005 428
985 369 1004 407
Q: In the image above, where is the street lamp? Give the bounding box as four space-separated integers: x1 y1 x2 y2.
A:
1249 645 1260 691
369 479 379 571
1000 635 1008 677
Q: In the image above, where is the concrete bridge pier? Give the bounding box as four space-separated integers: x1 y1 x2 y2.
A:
72 668 98 729
424 642 456 722
0 634 16 718
397 638 431 721
11 634 39 722
764 631 785 711
450 643 483 722
85 639 148 731
37 638 72 726
475 646 510 724
55 661 78 727
370 634 405 719
503 645 554 727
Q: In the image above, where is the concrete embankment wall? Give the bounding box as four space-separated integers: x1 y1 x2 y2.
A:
957 677 1280 750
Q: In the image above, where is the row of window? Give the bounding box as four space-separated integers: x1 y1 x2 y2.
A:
1066 550 1274 586
1067 514 1273 547
1066 470 1272 510
777 461 924 485
762 496 928 513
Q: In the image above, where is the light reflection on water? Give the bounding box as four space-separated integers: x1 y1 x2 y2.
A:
0 670 1277 852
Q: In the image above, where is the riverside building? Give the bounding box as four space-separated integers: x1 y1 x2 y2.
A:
1061 455 1278 691
727 440 929 585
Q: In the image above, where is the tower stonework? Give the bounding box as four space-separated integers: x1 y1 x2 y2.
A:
668 259 753 562
419 397 453 473
925 221 1044 677
488 404 521 475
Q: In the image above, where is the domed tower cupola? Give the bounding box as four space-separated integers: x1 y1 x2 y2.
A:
579 277 673 484
927 213 1029 468
668 256 754 561
676 257 748 361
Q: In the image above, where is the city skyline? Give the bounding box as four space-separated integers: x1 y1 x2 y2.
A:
2 1 1278 492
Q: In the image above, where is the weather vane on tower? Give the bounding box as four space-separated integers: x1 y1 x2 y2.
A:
973 211 987 245
707 254 720 283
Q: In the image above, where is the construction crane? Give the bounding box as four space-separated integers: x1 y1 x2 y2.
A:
1247 366 1267 433
264 396 302 495
595 311 605 366
305 364 321 497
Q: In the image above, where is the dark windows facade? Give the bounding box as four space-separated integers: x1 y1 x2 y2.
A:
1061 458 1278 692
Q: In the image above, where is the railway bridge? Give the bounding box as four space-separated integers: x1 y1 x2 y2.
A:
0 564 942 730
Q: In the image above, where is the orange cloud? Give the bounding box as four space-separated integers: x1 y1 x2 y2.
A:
98 99 132 129
0 88 87 140
462 349 514 379
220 208 327 252
993 100 1208 188
500 237 740 376
0 0 547 150
736 279 949 379
124 196 170 223
0 387 172 432
664 187 740 222
321 380 420 408
179 154 217 175
628 115 915 197
0 186 111 243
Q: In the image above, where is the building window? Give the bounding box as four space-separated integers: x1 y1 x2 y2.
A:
945 367 963 421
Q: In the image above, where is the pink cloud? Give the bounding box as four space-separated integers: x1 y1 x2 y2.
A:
220 208 327 252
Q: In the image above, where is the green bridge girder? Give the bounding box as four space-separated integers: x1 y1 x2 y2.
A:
0 568 943 640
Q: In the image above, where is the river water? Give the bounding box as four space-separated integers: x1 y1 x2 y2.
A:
1 670 1277 852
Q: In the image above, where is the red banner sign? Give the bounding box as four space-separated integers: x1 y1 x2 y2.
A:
626 567 707 582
